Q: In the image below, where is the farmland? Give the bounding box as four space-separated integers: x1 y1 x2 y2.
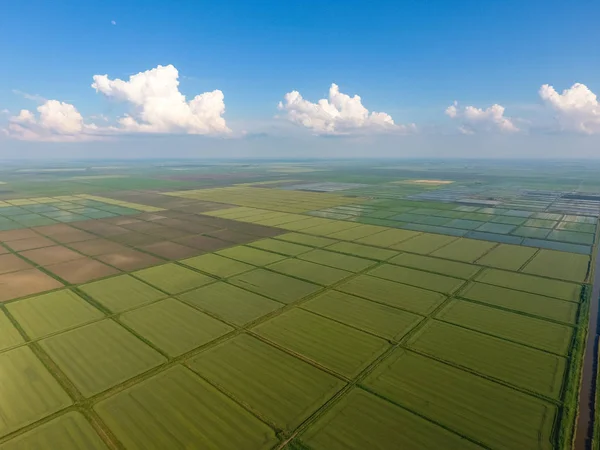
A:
0 159 597 449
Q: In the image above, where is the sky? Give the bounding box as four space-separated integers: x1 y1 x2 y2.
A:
1 0 600 158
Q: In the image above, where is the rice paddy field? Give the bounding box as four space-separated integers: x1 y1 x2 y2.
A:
0 158 599 449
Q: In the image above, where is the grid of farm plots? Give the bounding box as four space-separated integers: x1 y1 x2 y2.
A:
307 200 597 255
0 192 593 449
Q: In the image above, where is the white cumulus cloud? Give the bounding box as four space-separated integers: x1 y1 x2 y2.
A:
539 83 600 134
445 101 519 134
5 100 101 142
92 64 230 135
277 83 415 135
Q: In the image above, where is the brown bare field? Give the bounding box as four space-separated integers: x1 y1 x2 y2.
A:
0 246 8 255
144 226 195 240
0 269 63 301
0 254 34 274
110 232 164 246
101 217 143 226
33 224 77 236
206 229 257 244
20 246 84 266
51 229 96 244
98 249 164 271
73 221 129 236
173 235 233 252
67 239 129 256
6 236 55 252
140 241 200 259
0 229 40 242
46 258 120 284
121 221 166 233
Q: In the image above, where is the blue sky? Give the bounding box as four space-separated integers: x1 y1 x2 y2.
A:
1 0 599 157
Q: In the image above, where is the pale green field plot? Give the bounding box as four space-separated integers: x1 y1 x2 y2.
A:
523 218 558 229
40 320 165 397
364 349 556 450
522 249 590 282
325 225 387 241
436 299 573 355
95 366 277 450
296 388 482 450
0 310 25 351
275 232 337 247
298 249 377 272
189 334 344 431
179 282 282 326
302 290 422 340
7 290 103 339
476 268 582 302
388 253 479 279
324 241 398 260
355 229 420 247
490 215 527 226
253 308 389 377
407 320 566 399
0 412 108 450
279 217 333 231
474 244 537 271
460 282 578 324
133 263 214 294
230 269 321 303
390 233 458 254
555 221 596 233
120 299 232 357
547 229 595 245
248 238 313 256
430 238 497 262
301 221 363 237
267 259 352 286
79 275 166 312
336 274 445 315
180 253 253 278
0 346 72 438
216 246 287 266
368 264 464 294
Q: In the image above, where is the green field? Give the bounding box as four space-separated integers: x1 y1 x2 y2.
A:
0 159 596 449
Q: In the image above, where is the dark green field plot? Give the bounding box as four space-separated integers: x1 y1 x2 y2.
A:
298 249 377 272
95 365 277 450
476 268 582 302
388 253 479 279
390 233 458 254
0 412 108 450
179 282 283 326
274 232 337 247
7 289 104 339
407 320 566 398
336 274 446 315
430 238 497 262
119 299 233 357
296 388 482 450
217 246 287 266
302 290 422 340
253 308 389 377
248 238 313 256
368 264 464 294
0 346 72 438
0 311 25 351
180 253 253 278
555 221 596 233
189 334 344 431
364 349 556 450
229 269 321 303
436 299 574 354
324 241 398 260
523 219 558 229
547 229 595 245
79 275 166 312
522 249 590 282
459 281 579 325
39 320 166 397
475 222 516 234
267 258 352 286
133 263 214 294
474 244 537 271
512 226 551 239
445 219 485 230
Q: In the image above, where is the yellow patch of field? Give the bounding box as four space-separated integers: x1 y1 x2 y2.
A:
75 195 164 212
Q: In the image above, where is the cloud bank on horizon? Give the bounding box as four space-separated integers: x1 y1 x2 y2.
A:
2 63 600 142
